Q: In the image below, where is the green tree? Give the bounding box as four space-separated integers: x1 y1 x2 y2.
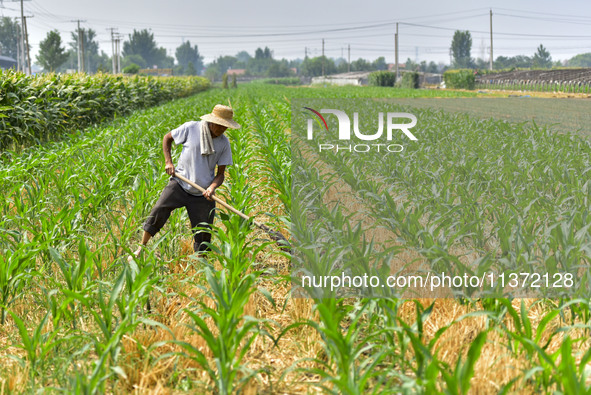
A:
372 56 387 71
61 28 107 73
255 47 272 59
532 44 552 69
451 30 473 68
122 63 140 74
247 47 274 75
300 56 336 76
426 61 439 73
350 58 371 71
404 57 419 71
235 50 251 64
36 30 68 72
211 55 237 74
267 61 292 77
122 29 169 68
493 55 532 69
122 54 146 69
0 17 20 60
204 66 221 82
567 53 591 67
175 40 203 74
185 61 196 76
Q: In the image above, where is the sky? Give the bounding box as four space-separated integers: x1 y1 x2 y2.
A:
1 0 591 67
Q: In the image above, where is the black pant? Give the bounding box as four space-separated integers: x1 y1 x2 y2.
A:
143 178 216 252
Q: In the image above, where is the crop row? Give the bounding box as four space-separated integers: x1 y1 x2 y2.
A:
3 82 590 393
0 70 210 151
291 98 591 295
476 68 591 93
292 96 591 393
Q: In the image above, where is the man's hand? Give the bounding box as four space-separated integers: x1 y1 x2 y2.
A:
204 186 216 201
165 161 175 176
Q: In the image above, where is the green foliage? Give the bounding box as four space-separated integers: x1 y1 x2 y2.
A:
175 40 203 74
301 56 336 77
122 54 146 69
185 61 196 76
204 67 221 82
122 63 140 74
59 28 107 73
255 77 300 85
567 52 591 67
0 71 210 150
231 73 237 88
443 69 475 89
222 73 229 89
122 29 172 68
368 71 396 87
2 83 591 393
400 71 420 89
255 46 272 60
494 55 533 69
211 55 238 75
267 61 293 77
451 30 473 68
36 30 69 72
532 44 552 69
0 16 20 60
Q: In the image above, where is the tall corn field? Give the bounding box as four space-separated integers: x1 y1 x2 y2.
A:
0 70 210 152
0 81 590 393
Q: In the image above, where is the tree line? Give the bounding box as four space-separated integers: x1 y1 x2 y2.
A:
451 30 562 70
2 17 591 77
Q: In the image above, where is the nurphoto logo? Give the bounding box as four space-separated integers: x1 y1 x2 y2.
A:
303 106 418 153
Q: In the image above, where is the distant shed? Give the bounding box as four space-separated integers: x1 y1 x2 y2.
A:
0 55 17 70
311 71 371 86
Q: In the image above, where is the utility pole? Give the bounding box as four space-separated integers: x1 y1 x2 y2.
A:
322 39 325 77
80 26 85 72
16 27 21 72
395 23 399 81
23 15 32 74
72 20 87 72
4 0 31 73
348 44 350 73
108 28 117 73
489 9 493 70
115 33 122 74
304 46 308 59
77 22 81 72
20 0 25 73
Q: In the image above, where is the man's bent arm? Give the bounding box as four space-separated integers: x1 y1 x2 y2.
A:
210 165 226 190
163 132 175 175
204 165 226 200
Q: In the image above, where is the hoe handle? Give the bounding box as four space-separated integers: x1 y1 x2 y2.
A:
173 173 254 224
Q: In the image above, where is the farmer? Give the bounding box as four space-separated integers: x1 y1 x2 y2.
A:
129 104 240 261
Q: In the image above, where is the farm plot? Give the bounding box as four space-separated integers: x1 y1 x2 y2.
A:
380 97 591 137
476 68 591 93
0 83 590 394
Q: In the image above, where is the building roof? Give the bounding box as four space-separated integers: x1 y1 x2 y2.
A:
0 55 17 63
323 71 371 79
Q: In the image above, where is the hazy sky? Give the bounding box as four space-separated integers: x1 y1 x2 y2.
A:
1 0 591 66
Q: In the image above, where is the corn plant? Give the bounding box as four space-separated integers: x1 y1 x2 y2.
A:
284 298 390 394
173 268 270 394
8 311 66 385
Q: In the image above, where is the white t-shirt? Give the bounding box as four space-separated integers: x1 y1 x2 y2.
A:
170 121 233 196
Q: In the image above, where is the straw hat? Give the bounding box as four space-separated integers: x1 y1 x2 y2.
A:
200 104 241 129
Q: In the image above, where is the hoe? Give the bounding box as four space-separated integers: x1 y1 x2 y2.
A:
174 173 290 251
